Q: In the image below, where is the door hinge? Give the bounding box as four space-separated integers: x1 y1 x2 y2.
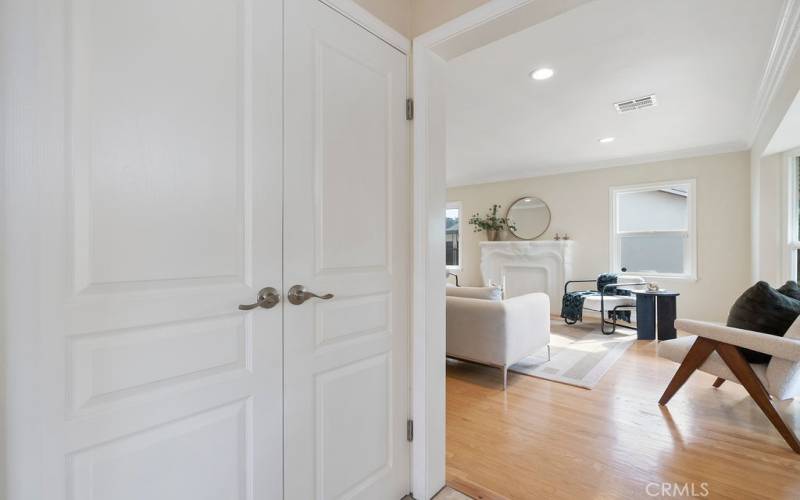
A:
406 98 414 120
406 419 413 441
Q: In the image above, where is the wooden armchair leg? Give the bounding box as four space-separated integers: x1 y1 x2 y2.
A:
659 337 717 405
715 343 800 454
712 377 725 388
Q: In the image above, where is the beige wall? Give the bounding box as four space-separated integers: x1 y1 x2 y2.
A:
447 151 752 322
410 0 492 36
353 0 492 37
353 0 412 36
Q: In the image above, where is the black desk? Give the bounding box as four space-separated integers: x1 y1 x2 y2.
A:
631 290 680 341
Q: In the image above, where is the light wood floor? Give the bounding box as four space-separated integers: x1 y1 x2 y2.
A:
446 322 800 500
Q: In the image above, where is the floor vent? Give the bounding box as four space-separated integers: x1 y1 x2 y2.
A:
614 94 657 113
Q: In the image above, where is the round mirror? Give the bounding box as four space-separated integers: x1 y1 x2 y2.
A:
506 196 551 240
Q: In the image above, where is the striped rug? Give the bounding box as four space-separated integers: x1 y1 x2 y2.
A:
508 320 636 389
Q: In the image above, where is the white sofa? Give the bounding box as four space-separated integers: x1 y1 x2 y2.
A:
446 286 551 388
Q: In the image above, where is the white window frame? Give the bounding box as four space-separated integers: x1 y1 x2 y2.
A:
446 201 462 270
609 179 697 280
782 149 800 281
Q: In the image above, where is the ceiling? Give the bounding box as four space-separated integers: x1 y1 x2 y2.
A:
445 0 784 186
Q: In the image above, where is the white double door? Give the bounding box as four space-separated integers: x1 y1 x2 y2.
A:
16 0 410 498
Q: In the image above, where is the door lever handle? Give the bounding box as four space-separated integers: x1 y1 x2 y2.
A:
288 285 334 305
238 287 280 310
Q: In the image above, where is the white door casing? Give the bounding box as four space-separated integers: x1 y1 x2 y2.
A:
11 0 284 498
284 1 411 498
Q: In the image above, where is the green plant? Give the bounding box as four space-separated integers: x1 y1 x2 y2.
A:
468 204 517 232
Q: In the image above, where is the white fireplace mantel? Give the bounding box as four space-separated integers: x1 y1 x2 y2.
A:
479 240 574 313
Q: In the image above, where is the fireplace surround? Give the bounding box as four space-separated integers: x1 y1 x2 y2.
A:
480 240 574 313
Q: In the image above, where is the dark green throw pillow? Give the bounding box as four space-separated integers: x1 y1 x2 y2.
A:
726 281 800 364
778 280 800 301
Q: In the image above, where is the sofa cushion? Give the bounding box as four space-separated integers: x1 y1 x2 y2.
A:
726 281 800 364
445 286 502 301
778 280 800 301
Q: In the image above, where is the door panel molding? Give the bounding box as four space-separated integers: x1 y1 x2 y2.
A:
313 37 394 276
67 398 252 500
67 313 252 415
314 292 391 348
315 352 393 499
68 0 254 294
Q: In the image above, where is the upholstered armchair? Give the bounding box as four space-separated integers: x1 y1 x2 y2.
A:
563 275 647 334
446 286 550 389
658 318 800 453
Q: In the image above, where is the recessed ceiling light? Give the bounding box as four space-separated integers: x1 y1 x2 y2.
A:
530 68 554 80
598 137 615 144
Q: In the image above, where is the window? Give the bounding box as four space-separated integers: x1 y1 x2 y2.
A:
610 180 696 279
785 154 800 281
446 202 462 269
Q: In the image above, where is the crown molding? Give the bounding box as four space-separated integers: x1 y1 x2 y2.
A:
446 141 748 188
414 0 532 48
750 0 800 145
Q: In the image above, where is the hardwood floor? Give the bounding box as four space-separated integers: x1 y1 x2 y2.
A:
446 323 800 500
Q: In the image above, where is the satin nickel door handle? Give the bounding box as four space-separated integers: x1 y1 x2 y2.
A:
238 287 280 310
288 285 334 305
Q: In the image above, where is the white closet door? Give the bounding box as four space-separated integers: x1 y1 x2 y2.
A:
13 0 284 498
283 1 411 499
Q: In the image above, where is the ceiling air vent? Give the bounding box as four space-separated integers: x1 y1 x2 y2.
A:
614 94 657 113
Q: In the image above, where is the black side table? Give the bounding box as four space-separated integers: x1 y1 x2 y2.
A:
631 290 680 341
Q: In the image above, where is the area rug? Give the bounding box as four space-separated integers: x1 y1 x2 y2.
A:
508 320 636 389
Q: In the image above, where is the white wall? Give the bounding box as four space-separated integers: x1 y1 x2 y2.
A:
447 151 752 322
